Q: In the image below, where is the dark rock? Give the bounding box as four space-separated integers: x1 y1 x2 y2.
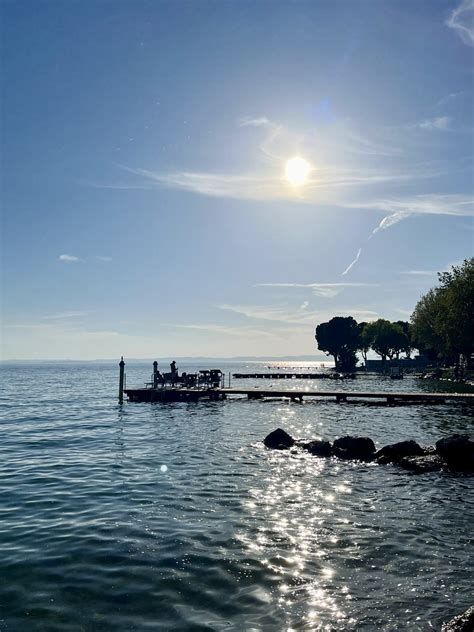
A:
301 440 333 457
399 455 444 473
436 434 474 472
375 440 424 464
263 428 295 450
333 436 376 461
441 605 474 631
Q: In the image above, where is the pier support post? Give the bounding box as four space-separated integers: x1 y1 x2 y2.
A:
119 356 125 403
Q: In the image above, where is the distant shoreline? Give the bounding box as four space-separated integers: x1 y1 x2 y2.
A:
0 355 332 364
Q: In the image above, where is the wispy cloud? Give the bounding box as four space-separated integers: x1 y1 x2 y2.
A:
369 211 412 238
217 302 378 325
340 194 473 275
122 163 434 204
255 281 375 298
58 254 112 263
59 254 81 262
342 248 362 276
92 116 458 217
238 115 286 161
343 194 474 217
165 323 277 338
401 260 463 277
446 0 474 47
417 116 452 131
125 168 287 201
43 310 91 320
218 303 315 325
92 117 471 279
238 116 272 128
401 270 438 276
437 92 466 106
342 131 403 157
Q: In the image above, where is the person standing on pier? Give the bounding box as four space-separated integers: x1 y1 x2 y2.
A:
170 360 178 385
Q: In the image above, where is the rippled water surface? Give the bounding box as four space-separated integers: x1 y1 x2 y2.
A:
0 362 473 631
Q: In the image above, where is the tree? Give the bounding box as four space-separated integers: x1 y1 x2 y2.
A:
315 316 359 371
394 321 413 358
357 321 372 365
364 319 407 367
438 259 474 365
411 289 447 360
411 258 474 367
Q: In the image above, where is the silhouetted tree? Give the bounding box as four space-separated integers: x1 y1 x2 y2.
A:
315 316 359 371
411 289 446 359
394 321 413 358
411 258 474 367
365 319 407 367
357 321 372 365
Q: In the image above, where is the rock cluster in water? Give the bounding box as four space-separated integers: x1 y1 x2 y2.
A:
441 605 474 631
263 429 474 473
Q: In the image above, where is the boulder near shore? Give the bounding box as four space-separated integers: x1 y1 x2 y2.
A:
263 430 474 474
441 605 474 631
263 428 295 450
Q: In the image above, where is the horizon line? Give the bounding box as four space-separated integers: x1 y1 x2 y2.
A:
0 354 331 363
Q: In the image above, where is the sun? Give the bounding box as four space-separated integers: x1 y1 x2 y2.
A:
285 156 312 186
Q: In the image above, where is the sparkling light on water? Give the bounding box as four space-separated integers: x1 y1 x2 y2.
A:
0 362 472 630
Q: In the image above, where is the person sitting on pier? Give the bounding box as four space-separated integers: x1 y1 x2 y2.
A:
156 369 165 385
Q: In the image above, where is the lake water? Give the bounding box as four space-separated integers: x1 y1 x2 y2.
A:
0 361 472 631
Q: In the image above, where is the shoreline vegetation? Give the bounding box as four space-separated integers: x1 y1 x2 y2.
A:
315 258 473 381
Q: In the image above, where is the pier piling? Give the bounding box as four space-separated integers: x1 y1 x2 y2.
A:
119 356 125 403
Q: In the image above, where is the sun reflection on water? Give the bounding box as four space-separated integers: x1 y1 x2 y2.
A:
240 439 357 629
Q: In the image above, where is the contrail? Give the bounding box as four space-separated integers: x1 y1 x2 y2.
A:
342 248 362 276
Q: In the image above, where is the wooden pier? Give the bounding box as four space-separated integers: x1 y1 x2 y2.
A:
124 386 474 405
119 359 473 405
232 372 344 379
223 388 474 404
124 387 226 403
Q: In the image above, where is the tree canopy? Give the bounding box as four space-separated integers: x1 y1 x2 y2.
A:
364 319 409 365
315 316 359 371
411 258 473 365
315 260 473 370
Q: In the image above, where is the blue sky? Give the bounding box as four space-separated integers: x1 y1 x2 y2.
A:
1 0 473 360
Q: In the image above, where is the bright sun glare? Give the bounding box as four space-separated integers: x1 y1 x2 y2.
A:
285 156 312 186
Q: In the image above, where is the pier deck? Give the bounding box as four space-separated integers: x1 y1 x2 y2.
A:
221 388 474 404
124 387 474 404
233 372 335 379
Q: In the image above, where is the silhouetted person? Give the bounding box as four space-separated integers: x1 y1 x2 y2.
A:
170 360 178 384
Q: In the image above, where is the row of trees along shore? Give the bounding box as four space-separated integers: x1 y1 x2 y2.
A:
315 258 473 373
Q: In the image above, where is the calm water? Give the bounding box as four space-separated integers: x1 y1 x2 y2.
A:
0 362 472 631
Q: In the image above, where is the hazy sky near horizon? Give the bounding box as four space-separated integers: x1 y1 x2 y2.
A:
1 0 473 360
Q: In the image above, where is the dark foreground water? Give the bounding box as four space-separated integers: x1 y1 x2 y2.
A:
0 362 472 631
